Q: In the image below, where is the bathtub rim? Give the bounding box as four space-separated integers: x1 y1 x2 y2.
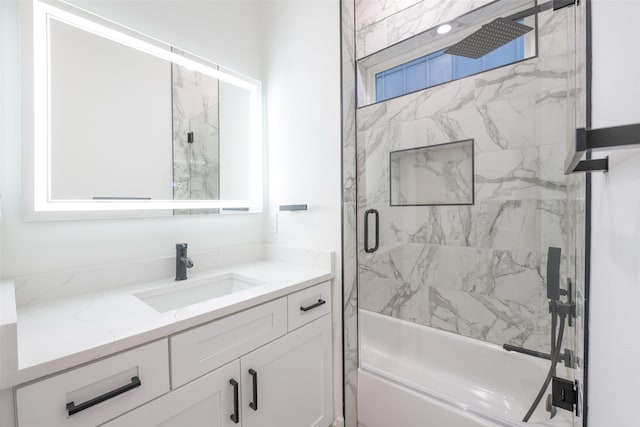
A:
359 366 517 427
358 367 573 427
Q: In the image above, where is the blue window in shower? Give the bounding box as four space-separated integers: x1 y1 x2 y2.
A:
375 33 525 103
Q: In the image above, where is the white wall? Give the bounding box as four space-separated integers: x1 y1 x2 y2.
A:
1 0 265 278
0 0 13 423
591 0 640 130
263 1 341 252
261 0 342 420
588 1 640 425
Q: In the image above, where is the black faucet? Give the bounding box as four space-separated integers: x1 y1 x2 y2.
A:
175 243 193 281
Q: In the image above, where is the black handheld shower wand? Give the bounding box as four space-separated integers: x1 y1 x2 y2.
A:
546 247 562 302
547 247 562 373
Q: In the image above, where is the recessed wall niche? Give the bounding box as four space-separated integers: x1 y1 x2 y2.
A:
390 139 474 206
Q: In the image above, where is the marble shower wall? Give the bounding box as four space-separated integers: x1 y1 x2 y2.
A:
172 62 220 215
355 4 578 354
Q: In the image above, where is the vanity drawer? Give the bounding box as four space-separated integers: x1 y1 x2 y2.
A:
287 281 331 331
15 339 169 427
170 297 287 388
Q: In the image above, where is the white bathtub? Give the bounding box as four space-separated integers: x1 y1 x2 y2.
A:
358 309 574 427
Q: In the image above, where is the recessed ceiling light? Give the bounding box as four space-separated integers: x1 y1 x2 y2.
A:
437 24 452 35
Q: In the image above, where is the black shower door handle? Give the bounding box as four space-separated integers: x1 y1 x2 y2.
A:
364 209 379 253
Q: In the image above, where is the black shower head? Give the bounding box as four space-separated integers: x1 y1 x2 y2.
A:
444 17 533 59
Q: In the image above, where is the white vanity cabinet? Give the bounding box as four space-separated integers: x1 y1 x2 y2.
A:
102 315 332 427
170 298 288 389
94 281 332 427
240 315 332 427
15 339 170 427
101 360 241 427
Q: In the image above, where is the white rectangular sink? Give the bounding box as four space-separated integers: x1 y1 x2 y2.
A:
134 273 265 313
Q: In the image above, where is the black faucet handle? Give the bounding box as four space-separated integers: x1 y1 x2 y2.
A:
175 243 191 281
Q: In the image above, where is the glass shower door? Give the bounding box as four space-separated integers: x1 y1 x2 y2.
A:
354 1 586 426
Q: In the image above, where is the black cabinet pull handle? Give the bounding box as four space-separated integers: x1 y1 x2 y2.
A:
364 209 379 253
229 379 239 423
248 369 258 411
66 376 141 416
300 299 326 312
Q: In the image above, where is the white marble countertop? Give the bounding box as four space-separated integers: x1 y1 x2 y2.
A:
0 245 333 388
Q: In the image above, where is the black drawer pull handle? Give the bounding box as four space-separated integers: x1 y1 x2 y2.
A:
300 299 326 312
66 376 141 416
230 379 239 423
248 369 258 411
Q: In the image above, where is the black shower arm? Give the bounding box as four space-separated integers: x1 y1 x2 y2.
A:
505 0 575 22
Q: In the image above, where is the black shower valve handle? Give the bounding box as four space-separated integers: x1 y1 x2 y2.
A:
556 301 576 319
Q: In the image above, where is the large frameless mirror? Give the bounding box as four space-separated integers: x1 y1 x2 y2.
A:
25 0 263 215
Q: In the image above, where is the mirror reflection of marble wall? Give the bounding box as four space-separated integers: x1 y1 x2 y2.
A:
172 60 220 215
